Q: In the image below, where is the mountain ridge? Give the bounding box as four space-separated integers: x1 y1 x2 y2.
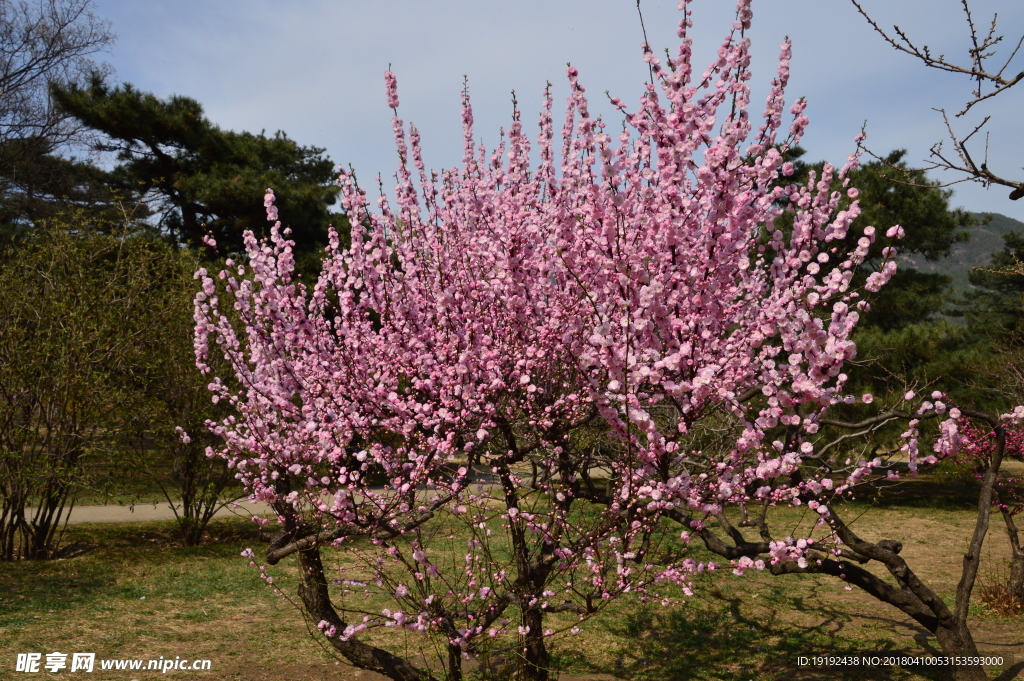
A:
898 212 1024 293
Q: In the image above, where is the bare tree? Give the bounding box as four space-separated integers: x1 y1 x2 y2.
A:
851 0 1024 200
0 0 113 197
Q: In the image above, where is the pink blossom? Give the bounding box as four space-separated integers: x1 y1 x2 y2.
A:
384 71 399 109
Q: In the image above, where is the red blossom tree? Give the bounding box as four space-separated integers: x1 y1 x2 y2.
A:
193 2 1005 680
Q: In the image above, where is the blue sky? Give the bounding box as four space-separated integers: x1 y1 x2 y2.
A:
88 0 1024 222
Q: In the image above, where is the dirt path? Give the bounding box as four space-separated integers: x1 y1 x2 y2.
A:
47 459 1024 526
40 500 275 524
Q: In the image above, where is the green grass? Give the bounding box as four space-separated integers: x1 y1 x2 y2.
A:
0 521 261 624
0 519 339 681
1 489 1020 681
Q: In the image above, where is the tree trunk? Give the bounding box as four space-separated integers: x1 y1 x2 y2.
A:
999 504 1024 600
447 643 463 681
934 623 988 681
946 408 1005 681
292 546 437 681
516 608 550 681
1010 553 1024 601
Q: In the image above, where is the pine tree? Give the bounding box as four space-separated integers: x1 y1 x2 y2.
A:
51 74 346 263
784 148 974 330
965 231 1024 344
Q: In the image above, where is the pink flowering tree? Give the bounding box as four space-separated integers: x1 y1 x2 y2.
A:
193 2 1009 680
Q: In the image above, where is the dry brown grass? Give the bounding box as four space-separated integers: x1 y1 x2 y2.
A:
1 495 1022 681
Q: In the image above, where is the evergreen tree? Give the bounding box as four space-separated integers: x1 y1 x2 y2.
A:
51 74 345 263
0 137 136 246
785 148 974 330
964 231 1024 344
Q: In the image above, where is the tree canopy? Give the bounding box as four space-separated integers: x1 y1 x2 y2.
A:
193 18 998 677
51 74 345 260
965 232 1024 344
0 0 112 159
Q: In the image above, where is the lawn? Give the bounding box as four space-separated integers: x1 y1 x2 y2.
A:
1 482 1022 681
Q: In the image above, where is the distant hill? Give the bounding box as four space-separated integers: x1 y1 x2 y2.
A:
898 212 1024 293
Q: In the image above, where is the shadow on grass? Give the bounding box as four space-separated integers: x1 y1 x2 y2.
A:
579 583 955 681
994 662 1024 681
841 466 1024 514
844 476 985 512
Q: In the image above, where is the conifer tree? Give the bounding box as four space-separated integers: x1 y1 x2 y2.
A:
51 74 345 262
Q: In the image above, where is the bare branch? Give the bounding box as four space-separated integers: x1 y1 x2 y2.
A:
850 0 1024 200
0 0 114 155
850 0 1023 114
266 493 454 565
